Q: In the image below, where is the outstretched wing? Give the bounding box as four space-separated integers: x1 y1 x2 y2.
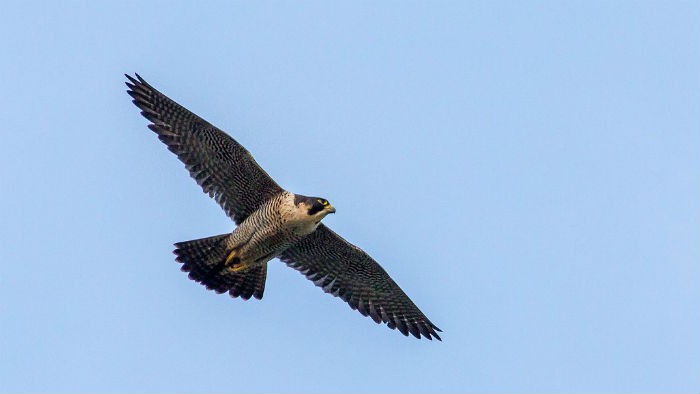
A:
126 74 283 224
279 224 442 340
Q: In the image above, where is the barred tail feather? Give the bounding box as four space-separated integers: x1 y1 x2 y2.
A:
173 234 267 300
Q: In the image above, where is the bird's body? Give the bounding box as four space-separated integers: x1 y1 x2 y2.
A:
224 192 327 270
201 193 328 272
126 73 442 340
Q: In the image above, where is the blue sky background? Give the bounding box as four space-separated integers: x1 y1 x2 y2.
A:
1 2 698 393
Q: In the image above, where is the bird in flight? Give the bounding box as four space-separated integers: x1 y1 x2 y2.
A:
126 74 442 340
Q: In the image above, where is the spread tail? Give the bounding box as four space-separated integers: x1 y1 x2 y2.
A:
173 234 267 300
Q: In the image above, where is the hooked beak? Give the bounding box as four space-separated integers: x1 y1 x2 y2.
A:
326 205 336 214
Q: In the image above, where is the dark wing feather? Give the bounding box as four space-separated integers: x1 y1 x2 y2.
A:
125 74 283 224
280 224 442 340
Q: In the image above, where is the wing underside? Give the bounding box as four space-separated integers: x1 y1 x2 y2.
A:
281 224 442 340
126 73 283 224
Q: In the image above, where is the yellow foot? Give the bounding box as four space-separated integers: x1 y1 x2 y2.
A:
224 249 238 265
224 249 247 272
226 263 247 273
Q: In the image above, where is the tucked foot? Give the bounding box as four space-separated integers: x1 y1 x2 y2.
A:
224 249 247 273
226 262 248 273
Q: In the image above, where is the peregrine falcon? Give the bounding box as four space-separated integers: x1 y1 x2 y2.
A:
126 74 442 340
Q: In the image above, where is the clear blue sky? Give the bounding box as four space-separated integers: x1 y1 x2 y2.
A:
1 2 697 392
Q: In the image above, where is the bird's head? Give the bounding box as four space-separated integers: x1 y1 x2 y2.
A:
294 195 336 224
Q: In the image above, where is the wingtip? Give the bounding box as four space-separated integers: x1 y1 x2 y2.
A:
124 73 138 85
420 326 442 341
125 72 148 87
429 322 443 341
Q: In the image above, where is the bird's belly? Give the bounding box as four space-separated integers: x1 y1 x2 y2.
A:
236 229 300 266
229 205 317 267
